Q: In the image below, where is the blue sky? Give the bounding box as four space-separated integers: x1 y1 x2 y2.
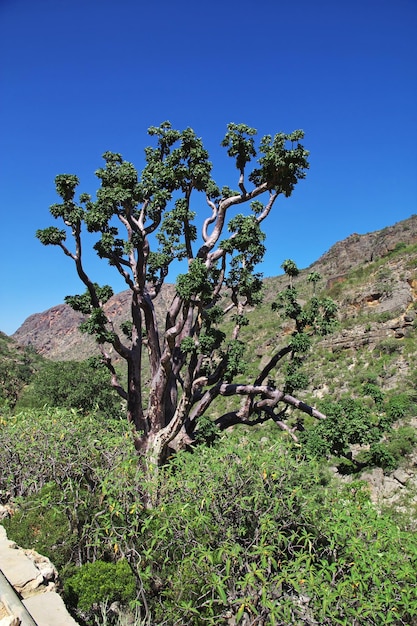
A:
1 0 416 336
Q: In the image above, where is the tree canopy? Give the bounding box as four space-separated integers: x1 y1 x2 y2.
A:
36 121 332 466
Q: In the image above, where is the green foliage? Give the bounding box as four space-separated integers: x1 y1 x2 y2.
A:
300 388 416 474
35 225 66 245
273 285 302 318
223 339 246 380
393 241 407 252
79 308 116 343
248 130 309 194
0 335 41 408
120 319 133 339
364 427 417 471
64 559 136 616
269 275 338 396
19 358 123 418
176 257 211 301
281 258 299 281
194 414 220 445
307 270 322 294
0 407 132 500
2 409 416 625
284 364 309 393
138 435 417 624
362 381 384 406
300 397 380 459
221 123 257 173
65 284 114 314
367 442 398 471
2 483 81 569
386 393 412 421
386 426 417 458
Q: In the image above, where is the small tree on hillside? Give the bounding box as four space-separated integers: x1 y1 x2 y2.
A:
37 122 330 466
307 270 322 295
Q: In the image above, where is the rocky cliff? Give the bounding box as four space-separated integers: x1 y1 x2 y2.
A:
311 213 417 277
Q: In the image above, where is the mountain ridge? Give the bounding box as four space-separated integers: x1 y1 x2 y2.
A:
11 214 417 361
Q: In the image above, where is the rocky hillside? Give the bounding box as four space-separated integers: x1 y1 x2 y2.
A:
311 213 417 277
12 284 176 361
11 214 417 363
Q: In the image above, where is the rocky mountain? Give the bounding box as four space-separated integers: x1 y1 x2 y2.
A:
11 214 417 362
311 213 417 277
12 284 177 361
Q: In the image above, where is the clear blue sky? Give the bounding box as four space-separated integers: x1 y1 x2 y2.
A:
1 0 416 336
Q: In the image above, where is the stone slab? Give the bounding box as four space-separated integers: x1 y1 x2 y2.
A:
24 593 79 626
0 543 41 591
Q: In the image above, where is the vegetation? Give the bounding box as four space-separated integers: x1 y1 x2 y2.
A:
0 332 42 408
18 357 124 419
300 393 415 473
1 408 416 625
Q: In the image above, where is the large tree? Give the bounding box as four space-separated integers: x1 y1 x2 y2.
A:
37 122 327 466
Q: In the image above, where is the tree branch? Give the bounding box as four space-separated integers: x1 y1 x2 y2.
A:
219 383 326 420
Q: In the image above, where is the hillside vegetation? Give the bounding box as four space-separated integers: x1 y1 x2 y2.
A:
1 215 417 625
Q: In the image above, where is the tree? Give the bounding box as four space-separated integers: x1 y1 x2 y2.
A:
37 121 328 467
281 258 299 287
307 270 322 294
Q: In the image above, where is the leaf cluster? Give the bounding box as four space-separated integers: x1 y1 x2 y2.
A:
270 264 338 395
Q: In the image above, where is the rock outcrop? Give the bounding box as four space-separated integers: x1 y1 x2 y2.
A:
0 526 77 626
311 214 417 277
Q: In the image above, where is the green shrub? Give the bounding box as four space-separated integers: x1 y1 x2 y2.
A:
134 435 417 625
368 442 399 471
64 559 136 616
300 397 380 459
2 483 78 569
386 394 412 421
0 407 144 565
18 358 124 419
194 414 220 445
375 338 402 356
362 382 384 406
2 409 417 625
365 427 416 472
0 339 41 408
388 426 417 458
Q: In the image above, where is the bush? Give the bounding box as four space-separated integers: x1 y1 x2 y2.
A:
64 559 136 621
368 442 399 471
2 483 77 569
0 407 145 566
300 397 380 460
385 394 412 422
374 338 402 356
134 434 417 625
362 382 384 406
364 426 417 472
0 339 41 408
18 358 124 419
2 410 417 625
389 426 416 456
